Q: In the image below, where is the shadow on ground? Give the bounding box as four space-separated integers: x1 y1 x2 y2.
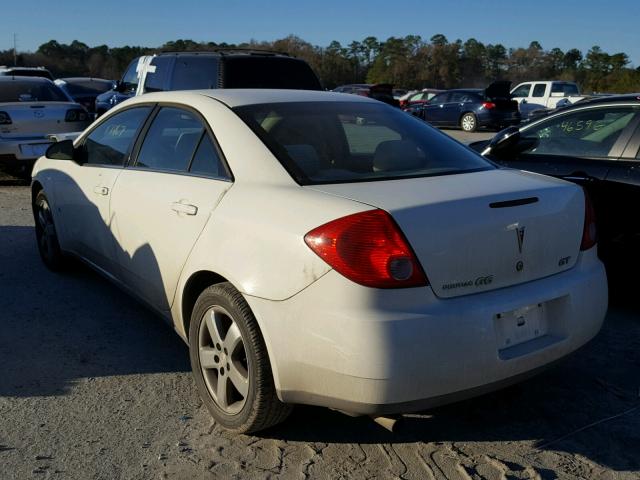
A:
0 225 190 399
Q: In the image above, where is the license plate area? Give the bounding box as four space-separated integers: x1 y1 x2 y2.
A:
494 302 548 351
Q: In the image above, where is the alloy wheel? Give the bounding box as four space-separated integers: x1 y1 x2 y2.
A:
462 114 476 132
198 306 250 415
36 199 57 263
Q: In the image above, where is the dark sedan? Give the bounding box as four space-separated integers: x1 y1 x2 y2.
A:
55 77 115 115
408 81 520 132
470 94 640 279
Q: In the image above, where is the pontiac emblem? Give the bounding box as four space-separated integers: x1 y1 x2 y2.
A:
515 226 525 254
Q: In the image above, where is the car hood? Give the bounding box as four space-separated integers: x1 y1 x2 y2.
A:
485 81 512 99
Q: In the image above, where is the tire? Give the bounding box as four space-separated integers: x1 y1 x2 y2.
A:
188 282 292 433
33 191 66 271
460 112 477 132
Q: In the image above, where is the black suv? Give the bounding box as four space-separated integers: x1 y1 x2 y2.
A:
95 50 322 116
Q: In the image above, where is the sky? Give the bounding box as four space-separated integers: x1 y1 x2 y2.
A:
2 0 639 66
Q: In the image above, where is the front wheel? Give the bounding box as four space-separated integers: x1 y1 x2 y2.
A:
188 282 292 433
460 112 477 132
33 191 66 271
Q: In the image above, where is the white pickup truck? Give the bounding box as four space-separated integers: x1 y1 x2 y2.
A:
510 81 584 118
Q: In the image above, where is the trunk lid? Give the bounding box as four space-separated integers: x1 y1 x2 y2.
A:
0 102 86 139
309 169 585 298
485 81 518 111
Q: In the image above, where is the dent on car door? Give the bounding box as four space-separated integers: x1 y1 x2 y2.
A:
57 106 151 275
109 106 232 311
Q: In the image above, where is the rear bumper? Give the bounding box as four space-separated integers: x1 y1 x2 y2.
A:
478 111 521 129
0 139 49 174
0 137 50 160
246 248 607 414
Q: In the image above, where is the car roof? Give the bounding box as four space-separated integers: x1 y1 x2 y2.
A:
156 49 293 58
446 89 483 93
58 77 112 83
0 76 54 84
122 89 379 109
572 93 640 106
199 89 378 107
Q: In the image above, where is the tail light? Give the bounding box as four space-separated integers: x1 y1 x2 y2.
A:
0 111 12 125
65 108 88 122
482 102 496 110
304 210 429 288
580 190 597 251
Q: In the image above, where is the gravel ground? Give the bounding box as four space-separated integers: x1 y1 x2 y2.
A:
1 137 639 479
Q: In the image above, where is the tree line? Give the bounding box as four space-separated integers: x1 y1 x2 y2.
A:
1 34 639 93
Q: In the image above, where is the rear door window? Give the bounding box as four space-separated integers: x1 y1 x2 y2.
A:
532 84 546 97
144 56 173 92
430 93 449 104
135 107 205 171
170 56 219 90
83 107 151 166
522 106 640 158
189 135 229 179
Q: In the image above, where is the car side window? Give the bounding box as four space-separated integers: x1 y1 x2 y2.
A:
170 57 219 90
512 84 531 98
430 93 449 104
189 134 229 179
449 92 465 103
121 59 140 93
532 84 546 98
83 107 151 166
522 106 640 158
144 56 172 92
136 107 205 172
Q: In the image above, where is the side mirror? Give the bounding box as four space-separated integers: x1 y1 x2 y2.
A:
114 80 126 93
482 126 539 158
482 126 521 156
45 140 84 165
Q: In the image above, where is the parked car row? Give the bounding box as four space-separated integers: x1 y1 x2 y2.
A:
4 53 625 436
404 81 521 131
0 50 322 176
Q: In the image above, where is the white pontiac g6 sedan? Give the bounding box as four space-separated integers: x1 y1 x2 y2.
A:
31 89 608 433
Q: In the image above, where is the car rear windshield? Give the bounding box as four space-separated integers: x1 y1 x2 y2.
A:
551 83 579 96
0 80 68 102
233 101 493 185
223 57 322 90
1 69 53 80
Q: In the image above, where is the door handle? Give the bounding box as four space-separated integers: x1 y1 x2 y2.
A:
93 186 109 195
171 201 198 216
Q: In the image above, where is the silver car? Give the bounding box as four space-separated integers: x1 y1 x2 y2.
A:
0 76 91 176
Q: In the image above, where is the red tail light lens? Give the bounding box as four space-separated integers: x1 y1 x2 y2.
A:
581 190 597 251
304 210 429 288
482 101 496 110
